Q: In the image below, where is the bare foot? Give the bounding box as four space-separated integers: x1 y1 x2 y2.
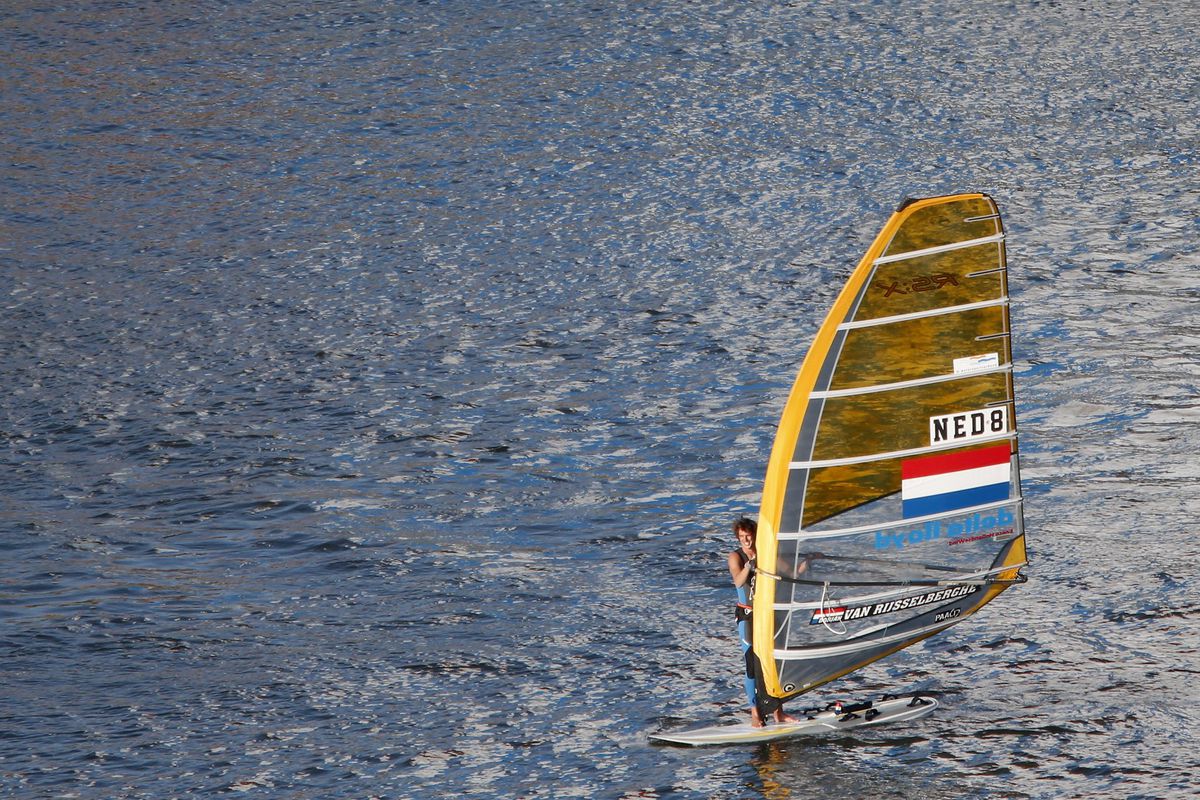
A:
749 708 765 728
773 710 801 724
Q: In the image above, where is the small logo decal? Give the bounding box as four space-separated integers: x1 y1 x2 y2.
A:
953 353 1000 374
878 273 959 298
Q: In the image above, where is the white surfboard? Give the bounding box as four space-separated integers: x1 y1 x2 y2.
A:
649 695 937 746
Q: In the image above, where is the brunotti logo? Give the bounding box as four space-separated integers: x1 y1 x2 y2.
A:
878 273 959 297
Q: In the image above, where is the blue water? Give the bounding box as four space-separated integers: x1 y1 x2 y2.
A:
3 2 1199 798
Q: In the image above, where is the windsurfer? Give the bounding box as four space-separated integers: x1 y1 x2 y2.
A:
728 516 820 727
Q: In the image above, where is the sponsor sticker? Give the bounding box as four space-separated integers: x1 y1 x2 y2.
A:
953 353 1000 374
874 507 1016 550
809 585 980 625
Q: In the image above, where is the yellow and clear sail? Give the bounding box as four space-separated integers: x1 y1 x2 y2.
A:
752 194 1027 700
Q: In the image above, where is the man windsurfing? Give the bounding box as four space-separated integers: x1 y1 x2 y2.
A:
728 516 807 727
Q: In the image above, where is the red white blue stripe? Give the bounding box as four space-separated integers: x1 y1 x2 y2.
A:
901 444 1011 518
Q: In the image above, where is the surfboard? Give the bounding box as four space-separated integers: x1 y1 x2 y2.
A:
649 695 937 747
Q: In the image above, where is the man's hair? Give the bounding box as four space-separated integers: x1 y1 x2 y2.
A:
732 516 757 536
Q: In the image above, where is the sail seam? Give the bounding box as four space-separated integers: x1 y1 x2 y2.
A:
838 297 1008 331
873 233 1004 265
766 573 1024 589
789 431 1016 470
810 363 1012 399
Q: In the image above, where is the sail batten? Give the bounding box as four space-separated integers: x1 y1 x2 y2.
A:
771 565 1030 610
811 363 1011 399
779 497 1023 540
752 193 1027 700
872 232 1005 265
789 431 1016 469
838 297 1009 330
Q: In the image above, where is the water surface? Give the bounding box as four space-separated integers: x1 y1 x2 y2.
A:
3 1 1199 798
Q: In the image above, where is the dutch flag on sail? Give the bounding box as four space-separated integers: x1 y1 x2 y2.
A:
901 444 1011 518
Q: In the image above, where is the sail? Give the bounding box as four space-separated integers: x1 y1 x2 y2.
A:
751 193 1027 700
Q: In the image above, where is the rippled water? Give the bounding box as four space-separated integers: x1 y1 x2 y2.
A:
3 2 1199 798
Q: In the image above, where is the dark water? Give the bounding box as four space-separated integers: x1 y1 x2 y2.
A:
3 2 1199 798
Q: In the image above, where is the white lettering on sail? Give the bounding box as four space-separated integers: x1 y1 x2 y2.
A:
930 406 1009 445
809 585 980 625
